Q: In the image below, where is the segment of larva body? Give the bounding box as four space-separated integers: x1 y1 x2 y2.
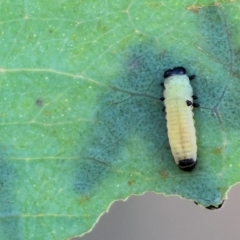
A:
162 67 198 171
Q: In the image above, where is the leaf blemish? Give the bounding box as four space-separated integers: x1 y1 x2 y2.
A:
36 98 43 107
128 180 136 186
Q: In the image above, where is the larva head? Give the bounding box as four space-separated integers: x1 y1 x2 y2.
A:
178 158 196 171
163 66 186 79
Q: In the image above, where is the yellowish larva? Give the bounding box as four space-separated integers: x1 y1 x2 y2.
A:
161 67 199 171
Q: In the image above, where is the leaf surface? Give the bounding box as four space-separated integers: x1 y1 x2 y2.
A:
0 0 239 239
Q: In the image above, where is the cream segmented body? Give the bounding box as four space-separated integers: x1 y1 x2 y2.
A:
162 67 198 171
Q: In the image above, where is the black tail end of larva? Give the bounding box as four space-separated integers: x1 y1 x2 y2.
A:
178 158 196 171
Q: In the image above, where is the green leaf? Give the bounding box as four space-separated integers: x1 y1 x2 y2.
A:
0 0 239 239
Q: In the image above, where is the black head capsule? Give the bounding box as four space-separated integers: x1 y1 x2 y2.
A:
178 158 196 171
163 66 186 78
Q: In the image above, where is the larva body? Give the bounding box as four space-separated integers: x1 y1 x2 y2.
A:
162 67 198 171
